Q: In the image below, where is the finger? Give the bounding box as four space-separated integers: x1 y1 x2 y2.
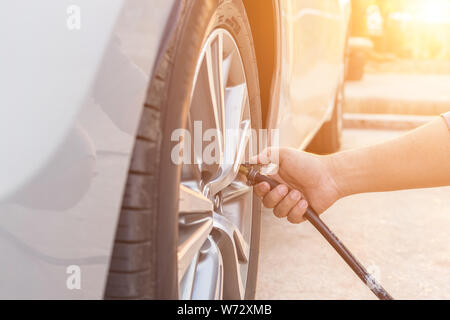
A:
273 189 303 218
254 182 271 198
287 200 309 224
262 184 289 209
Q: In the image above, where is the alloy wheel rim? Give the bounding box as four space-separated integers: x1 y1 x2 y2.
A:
177 28 254 300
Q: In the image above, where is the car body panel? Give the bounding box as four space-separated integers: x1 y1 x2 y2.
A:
0 0 175 299
275 0 350 149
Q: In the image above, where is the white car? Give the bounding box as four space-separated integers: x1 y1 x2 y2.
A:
0 0 350 299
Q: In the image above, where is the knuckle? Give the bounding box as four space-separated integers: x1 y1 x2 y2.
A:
273 207 282 218
287 208 303 224
285 197 298 208
288 215 301 224
278 202 294 218
262 195 277 208
274 205 287 218
288 190 301 200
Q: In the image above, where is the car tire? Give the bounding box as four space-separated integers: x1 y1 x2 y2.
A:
104 0 262 300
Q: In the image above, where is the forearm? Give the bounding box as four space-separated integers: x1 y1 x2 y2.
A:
329 117 450 197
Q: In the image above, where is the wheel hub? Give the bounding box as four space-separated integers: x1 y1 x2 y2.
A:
176 28 254 300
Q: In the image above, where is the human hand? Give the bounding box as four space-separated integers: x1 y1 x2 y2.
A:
253 147 341 223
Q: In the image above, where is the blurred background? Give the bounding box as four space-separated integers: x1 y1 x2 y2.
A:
257 0 450 300
349 0 450 78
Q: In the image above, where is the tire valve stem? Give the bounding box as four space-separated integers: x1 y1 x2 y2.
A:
239 164 394 300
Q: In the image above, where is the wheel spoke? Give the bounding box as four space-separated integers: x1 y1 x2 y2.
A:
178 186 214 282
222 51 234 87
179 252 199 300
208 33 226 141
221 181 253 263
191 237 224 300
178 217 213 282
202 73 250 197
223 83 248 163
224 83 250 173
233 227 249 264
179 184 213 215
203 119 250 198
225 84 248 126
222 181 252 203
189 46 225 170
212 213 249 299
205 34 225 162
213 213 250 264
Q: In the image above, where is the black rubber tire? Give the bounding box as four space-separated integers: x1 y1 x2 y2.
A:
104 0 262 300
306 82 344 155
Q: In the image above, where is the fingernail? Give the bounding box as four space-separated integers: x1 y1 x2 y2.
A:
290 190 300 200
298 200 308 209
277 185 288 196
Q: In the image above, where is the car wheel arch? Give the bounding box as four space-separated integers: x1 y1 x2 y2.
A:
242 0 280 130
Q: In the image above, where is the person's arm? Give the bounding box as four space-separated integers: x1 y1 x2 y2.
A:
254 115 450 223
330 116 450 197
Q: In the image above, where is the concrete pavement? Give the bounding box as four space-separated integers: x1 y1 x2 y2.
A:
256 128 450 300
345 74 450 116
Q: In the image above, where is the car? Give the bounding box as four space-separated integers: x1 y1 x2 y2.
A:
0 0 350 299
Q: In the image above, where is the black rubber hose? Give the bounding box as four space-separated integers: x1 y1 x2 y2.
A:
245 167 393 300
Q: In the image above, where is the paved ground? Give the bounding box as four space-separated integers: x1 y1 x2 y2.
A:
366 59 450 75
256 128 450 300
345 74 450 115
365 56 450 74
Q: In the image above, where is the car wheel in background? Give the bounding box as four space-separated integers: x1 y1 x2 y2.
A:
104 0 262 300
306 77 344 155
346 49 366 81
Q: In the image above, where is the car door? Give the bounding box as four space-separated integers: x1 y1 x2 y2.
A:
276 0 349 149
